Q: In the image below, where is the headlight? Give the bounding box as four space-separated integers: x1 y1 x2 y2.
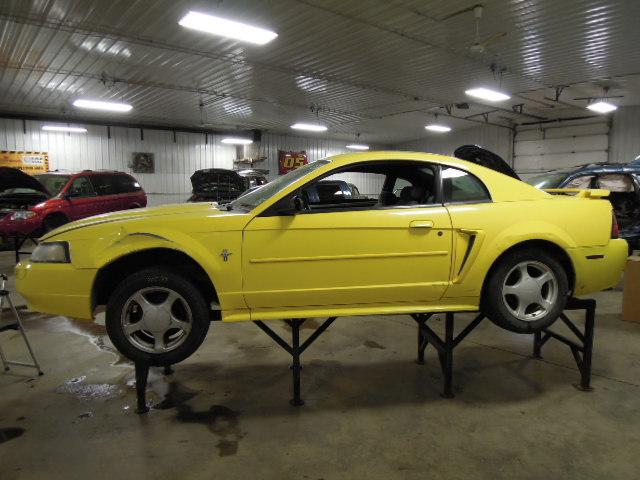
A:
10 210 36 221
31 242 70 263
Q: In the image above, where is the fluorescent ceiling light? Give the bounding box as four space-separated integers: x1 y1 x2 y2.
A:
42 125 87 133
425 124 452 133
465 87 511 102
587 101 617 113
178 11 278 45
221 137 253 145
346 144 369 150
73 99 133 112
290 123 328 132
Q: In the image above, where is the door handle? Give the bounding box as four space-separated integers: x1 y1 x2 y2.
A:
409 220 434 229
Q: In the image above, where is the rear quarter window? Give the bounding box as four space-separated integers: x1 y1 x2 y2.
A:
442 167 491 203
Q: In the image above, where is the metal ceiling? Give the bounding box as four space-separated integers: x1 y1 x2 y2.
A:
0 0 639 144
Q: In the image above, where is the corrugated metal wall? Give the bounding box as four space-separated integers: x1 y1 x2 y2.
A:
394 124 514 166
0 118 237 205
610 106 640 163
0 118 389 205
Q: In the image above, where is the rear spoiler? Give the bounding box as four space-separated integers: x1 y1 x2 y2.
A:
543 188 610 199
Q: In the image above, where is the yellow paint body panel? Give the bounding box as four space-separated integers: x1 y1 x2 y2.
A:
15 151 627 323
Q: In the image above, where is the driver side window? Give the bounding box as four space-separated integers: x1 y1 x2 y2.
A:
68 177 96 198
299 161 438 212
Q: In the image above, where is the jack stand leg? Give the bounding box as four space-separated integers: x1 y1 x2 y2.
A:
289 319 305 406
441 313 454 398
14 236 20 264
8 295 43 375
533 331 543 359
416 323 427 365
163 365 174 376
0 343 9 372
578 304 595 391
135 362 150 414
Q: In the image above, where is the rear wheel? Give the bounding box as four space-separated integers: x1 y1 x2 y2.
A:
482 248 569 333
105 268 211 366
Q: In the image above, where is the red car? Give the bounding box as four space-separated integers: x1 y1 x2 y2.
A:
0 168 147 239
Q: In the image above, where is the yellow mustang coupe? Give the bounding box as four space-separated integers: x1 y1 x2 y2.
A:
16 147 627 366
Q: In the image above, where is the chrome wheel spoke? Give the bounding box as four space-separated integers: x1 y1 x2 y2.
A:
124 322 143 335
132 292 153 312
160 291 180 310
153 331 167 352
170 315 191 333
536 271 553 286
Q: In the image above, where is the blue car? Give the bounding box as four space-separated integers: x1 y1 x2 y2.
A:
527 161 640 251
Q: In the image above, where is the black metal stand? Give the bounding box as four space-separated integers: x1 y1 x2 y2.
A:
533 297 595 391
412 297 596 397
131 298 596 412
134 361 174 414
254 318 336 406
13 235 38 263
411 312 486 398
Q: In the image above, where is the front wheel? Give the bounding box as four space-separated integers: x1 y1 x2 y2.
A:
481 249 569 333
105 268 211 366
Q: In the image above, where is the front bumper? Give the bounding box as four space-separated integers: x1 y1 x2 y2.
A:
570 238 628 296
0 213 42 237
15 261 96 319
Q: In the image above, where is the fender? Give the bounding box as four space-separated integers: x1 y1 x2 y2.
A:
446 220 575 299
89 225 245 313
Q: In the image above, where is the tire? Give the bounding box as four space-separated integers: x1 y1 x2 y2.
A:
481 248 569 333
105 267 211 366
42 214 68 233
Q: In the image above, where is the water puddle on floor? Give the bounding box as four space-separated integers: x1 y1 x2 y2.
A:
56 375 124 401
175 403 244 457
28 314 129 366
133 370 244 456
0 427 25 444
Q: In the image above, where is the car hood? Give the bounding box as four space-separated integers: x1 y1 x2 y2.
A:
0 167 50 195
454 145 520 180
190 169 245 192
40 201 231 240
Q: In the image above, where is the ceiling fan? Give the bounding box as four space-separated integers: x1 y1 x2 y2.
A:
469 5 506 54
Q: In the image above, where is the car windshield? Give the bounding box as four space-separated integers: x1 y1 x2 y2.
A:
231 160 330 210
526 171 570 189
34 174 72 195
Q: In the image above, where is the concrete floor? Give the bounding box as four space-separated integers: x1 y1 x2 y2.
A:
1 250 639 480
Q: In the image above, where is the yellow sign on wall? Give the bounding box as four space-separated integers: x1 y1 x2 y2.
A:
0 151 49 174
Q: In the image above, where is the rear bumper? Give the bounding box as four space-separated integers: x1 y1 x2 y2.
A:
15 261 96 319
569 239 628 296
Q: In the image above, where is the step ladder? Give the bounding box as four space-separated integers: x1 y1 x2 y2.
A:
0 273 43 375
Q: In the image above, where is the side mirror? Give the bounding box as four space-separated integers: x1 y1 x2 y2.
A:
64 190 79 200
275 194 307 216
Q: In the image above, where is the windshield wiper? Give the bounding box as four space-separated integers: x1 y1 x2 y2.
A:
217 203 234 211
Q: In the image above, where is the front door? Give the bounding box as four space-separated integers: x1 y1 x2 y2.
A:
65 176 100 220
242 161 453 309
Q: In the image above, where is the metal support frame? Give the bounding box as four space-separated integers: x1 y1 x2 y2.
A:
12 234 38 263
412 312 485 398
413 297 596 397
533 297 595 391
254 317 336 406
131 298 595 413
0 274 42 375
